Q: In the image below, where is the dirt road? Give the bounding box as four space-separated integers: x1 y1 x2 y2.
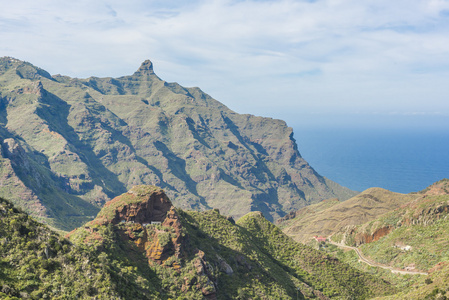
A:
328 241 428 276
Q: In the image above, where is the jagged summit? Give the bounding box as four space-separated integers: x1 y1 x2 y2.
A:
133 59 155 77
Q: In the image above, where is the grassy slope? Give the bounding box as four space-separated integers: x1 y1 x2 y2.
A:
359 194 449 300
374 263 449 300
235 211 396 299
358 196 449 271
173 209 396 299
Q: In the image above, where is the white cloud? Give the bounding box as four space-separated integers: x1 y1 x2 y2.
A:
0 0 448 128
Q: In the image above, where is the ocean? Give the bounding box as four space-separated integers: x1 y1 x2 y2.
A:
294 128 449 194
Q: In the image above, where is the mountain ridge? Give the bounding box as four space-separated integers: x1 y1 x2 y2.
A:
0 56 356 230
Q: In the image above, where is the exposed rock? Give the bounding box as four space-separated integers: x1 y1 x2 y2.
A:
216 254 233 275
402 200 449 226
353 226 393 246
99 185 172 224
133 59 155 76
2 138 32 171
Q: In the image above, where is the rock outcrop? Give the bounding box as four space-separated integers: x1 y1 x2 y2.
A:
103 185 173 224
69 185 217 298
352 226 393 246
83 186 184 266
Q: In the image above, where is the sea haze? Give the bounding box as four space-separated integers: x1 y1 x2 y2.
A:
295 127 449 194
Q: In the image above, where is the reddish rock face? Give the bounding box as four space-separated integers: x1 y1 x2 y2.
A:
99 186 185 266
354 226 392 246
110 188 173 224
69 186 216 298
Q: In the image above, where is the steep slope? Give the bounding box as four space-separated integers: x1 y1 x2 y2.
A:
68 185 395 299
0 56 356 230
279 188 417 243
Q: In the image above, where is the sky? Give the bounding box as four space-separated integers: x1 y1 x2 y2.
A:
1 0 449 130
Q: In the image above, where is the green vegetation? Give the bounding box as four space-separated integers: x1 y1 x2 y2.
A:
236 212 396 299
9 180 449 299
0 188 398 299
0 56 356 230
349 194 449 272
0 196 160 299
306 187 449 299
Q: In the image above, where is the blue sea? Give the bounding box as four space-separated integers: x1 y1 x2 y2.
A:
294 128 449 194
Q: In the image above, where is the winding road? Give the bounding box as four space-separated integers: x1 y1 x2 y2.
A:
328 241 428 276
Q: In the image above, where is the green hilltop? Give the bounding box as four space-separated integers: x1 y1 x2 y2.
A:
0 196 143 299
0 56 356 230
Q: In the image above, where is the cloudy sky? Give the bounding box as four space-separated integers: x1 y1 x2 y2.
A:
1 0 448 129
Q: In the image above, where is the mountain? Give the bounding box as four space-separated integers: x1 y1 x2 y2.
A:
66 185 394 299
0 56 356 230
277 188 417 243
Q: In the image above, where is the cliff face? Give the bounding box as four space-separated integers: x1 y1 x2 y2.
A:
74 186 183 263
96 186 173 224
0 56 357 230
352 225 393 246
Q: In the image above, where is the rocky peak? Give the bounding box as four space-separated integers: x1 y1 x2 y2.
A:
133 59 155 77
97 185 173 224
73 186 190 276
